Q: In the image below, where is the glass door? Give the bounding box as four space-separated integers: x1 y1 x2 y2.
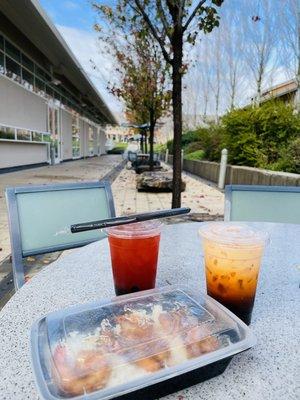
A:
88 125 94 156
72 115 80 158
48 106 61 163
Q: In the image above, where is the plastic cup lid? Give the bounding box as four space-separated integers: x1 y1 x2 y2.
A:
199 222 269 247
106 220 163 238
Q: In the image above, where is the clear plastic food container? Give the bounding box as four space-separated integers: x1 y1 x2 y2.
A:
31 286 256 400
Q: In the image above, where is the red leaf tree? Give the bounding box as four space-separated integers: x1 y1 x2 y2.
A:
94 5 172 170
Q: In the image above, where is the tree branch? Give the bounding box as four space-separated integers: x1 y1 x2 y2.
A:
183 0 206 32
133 0 172 64
156 0 171 39
178 0 186 25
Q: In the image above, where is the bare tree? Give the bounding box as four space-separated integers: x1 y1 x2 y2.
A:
182 55 205 130
222 6 246 110
201 28 224 122
242 0 278 104
182 69 201 130
212 29 222 122
198 38 212 121
279 0 300 110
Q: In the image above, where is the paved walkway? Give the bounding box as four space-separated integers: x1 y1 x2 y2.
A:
112 164 224 216
0 155 122 262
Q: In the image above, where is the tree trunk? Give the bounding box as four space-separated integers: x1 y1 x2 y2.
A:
171 33 183 208
203 94 208 122
149 110 155 171
256 58 264 106
256 76 262 105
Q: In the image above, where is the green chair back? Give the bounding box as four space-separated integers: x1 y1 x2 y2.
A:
225 185 300 224
6 181 115 290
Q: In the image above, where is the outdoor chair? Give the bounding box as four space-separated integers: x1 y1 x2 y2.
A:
153 153 160 163
5 181 115 290
224 185 300 224
128 151 138 163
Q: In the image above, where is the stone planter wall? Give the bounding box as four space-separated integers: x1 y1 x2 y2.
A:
163 154 300 186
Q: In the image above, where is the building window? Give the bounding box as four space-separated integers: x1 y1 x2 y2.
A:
6 57 21 83
17 129 31 141
21 53 34 72
0 33 102 128
5 41 21 63
88 126 94 156
48 107 60 160
32 132 43 141
34 77 45 94
46 85 54 98
0 124 50 143
72 115 80 158
36 66 51 83
0 52 4 73
0 126 15 140
22 68 34 90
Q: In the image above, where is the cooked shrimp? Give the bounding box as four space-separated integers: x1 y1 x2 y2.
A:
133 338 171 372
116 312 154 341
135 355 165 372
184 325 219 358
53 345 111 396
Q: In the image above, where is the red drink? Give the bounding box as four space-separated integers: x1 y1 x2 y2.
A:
107 221 162 295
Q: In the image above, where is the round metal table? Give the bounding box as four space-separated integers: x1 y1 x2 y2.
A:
0 222 299 400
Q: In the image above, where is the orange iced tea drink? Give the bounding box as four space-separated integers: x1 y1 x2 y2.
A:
199 223 268 325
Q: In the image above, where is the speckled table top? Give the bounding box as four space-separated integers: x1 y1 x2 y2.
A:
0 222 299 400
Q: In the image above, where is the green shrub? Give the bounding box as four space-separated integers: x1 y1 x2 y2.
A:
199 125 226 161
167 125 225 161
184 150 205 160
166 138 173 153
107 142 127 154
267 137 300 174
222 101 300 168
165 101 300 172
184 141 203 154
154 143 167 153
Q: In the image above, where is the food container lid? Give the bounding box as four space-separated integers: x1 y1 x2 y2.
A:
199 222 269 247
31 286 255 400
106 220 162 238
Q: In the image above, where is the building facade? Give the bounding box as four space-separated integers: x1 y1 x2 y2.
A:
0 0 117 171
258 78 298 105
261 79 299 105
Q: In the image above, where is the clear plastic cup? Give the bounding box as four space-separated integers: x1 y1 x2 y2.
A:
199 222 268 325
106 220 163 295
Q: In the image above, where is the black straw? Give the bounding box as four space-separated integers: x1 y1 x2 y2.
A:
71 207 191 233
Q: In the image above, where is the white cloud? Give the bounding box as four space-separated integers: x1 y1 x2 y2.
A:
56 24 123 116
62 1 80 10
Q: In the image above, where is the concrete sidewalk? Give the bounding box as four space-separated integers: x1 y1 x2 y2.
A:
0 155 122 263
112 164 224 217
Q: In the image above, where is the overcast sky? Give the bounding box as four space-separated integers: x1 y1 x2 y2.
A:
39 0 122 115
